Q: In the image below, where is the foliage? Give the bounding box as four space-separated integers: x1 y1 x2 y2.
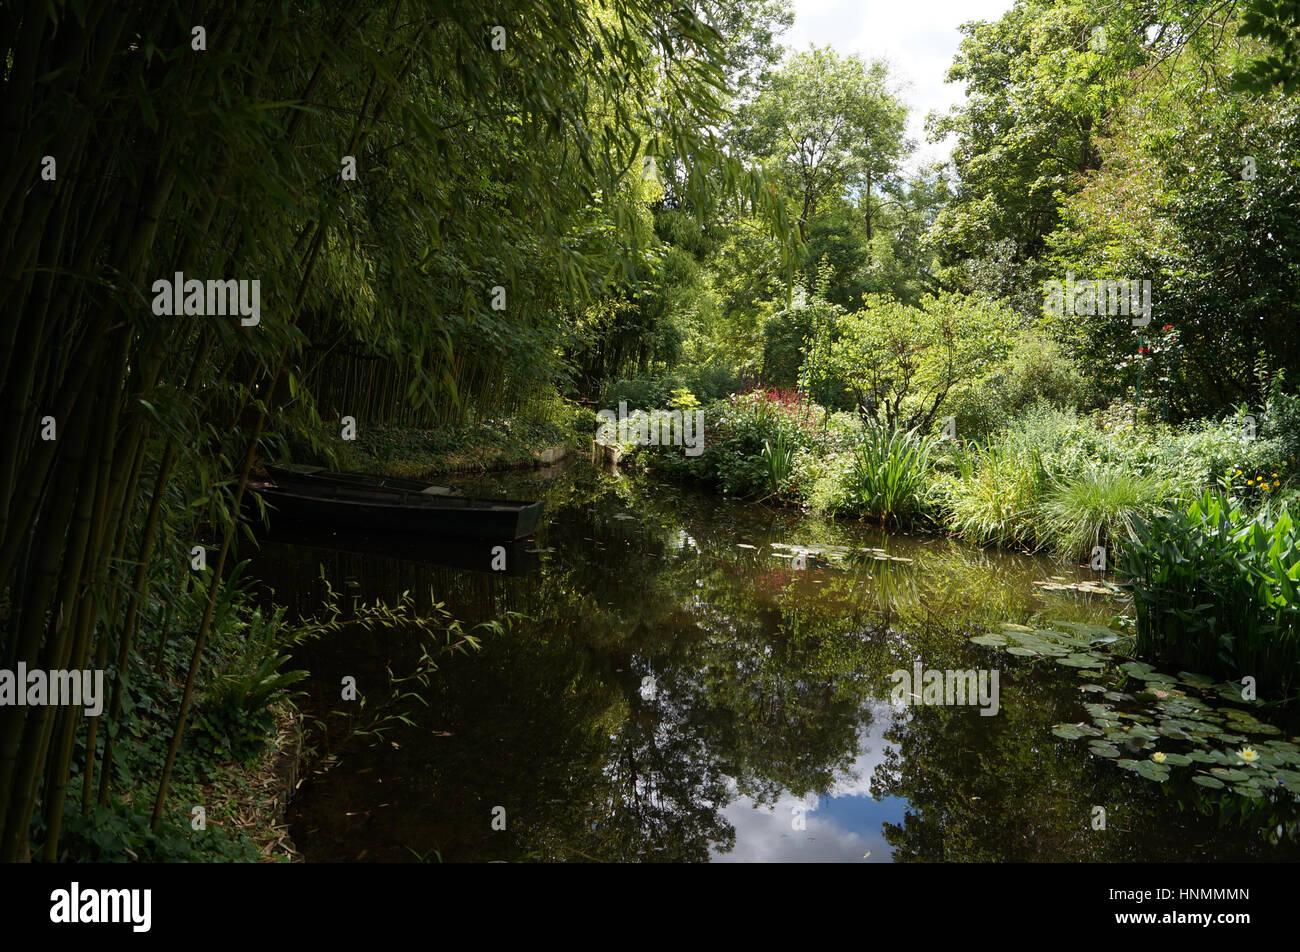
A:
601 365 738 411
935 437 1046 549
975 623 1300 798
837 426 936 524
1236 0 1300 94
1121 493 1300 700
760 429 798 498
941 330 1093 441
1048 71 1300 418
1038 466 1172 562
733 45 909 241
805 292 1013 432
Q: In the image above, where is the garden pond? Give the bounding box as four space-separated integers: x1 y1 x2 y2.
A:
245 461 1300 861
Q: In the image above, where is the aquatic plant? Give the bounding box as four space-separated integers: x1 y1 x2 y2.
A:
1120 493 1300 701
936 437 1044 547
972 624 1300 799
761 429 797 497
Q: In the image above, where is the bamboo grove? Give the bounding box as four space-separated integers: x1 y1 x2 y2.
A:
0 0 794 861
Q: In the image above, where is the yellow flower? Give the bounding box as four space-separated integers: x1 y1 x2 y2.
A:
1151 752 1167 764
1235 469 1243 475
1238 747 1260 763
1275 480 1281 487
1273 473 1279 477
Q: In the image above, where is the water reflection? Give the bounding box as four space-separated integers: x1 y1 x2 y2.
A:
243 462 1300 861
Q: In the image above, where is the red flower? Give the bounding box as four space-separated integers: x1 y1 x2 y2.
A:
1162 324 1173 332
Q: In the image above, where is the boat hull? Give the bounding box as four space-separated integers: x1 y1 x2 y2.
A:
249 484 543 540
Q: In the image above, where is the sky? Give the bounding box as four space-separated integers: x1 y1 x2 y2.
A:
785 0 1016 171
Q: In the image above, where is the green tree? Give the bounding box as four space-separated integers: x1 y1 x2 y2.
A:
735 46 910 242
808 293 1014 432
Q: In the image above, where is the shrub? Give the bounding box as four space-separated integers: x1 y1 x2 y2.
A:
1038 466 1172 562
601 364 738 410
935 436 1045 548
943 331 1093 441
1121 493 1300 701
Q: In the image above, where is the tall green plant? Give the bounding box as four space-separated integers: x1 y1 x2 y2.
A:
1040 467 1171 561
761 430 796 497
846 425 934 524
1121 493 1300 701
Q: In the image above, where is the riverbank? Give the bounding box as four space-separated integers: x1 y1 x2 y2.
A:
300 412 594 481
196 703 304 862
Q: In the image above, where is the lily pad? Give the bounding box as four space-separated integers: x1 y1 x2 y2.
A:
1052 723 1089 740
1210 767 1251 782
1056 653 1104 668
1136 760 1171 782
1053 622 1121 644
1088 743 1121 758
1274 770 1300 790
1192 775 1226 789
969 634 1008 647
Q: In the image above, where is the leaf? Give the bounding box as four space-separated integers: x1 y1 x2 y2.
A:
1210 767 1251 782
1056 652 1104 668
1052 723 1087 740
1136 760 1171 782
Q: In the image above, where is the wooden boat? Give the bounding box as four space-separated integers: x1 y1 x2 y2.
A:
264 462 458 496
250 467 543 540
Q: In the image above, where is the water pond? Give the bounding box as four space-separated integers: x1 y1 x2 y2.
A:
246 462 1300 861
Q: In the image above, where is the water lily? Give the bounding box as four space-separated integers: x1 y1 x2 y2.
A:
1238 747 1260 764
1154 689 1168 699
1150 751 1167 764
